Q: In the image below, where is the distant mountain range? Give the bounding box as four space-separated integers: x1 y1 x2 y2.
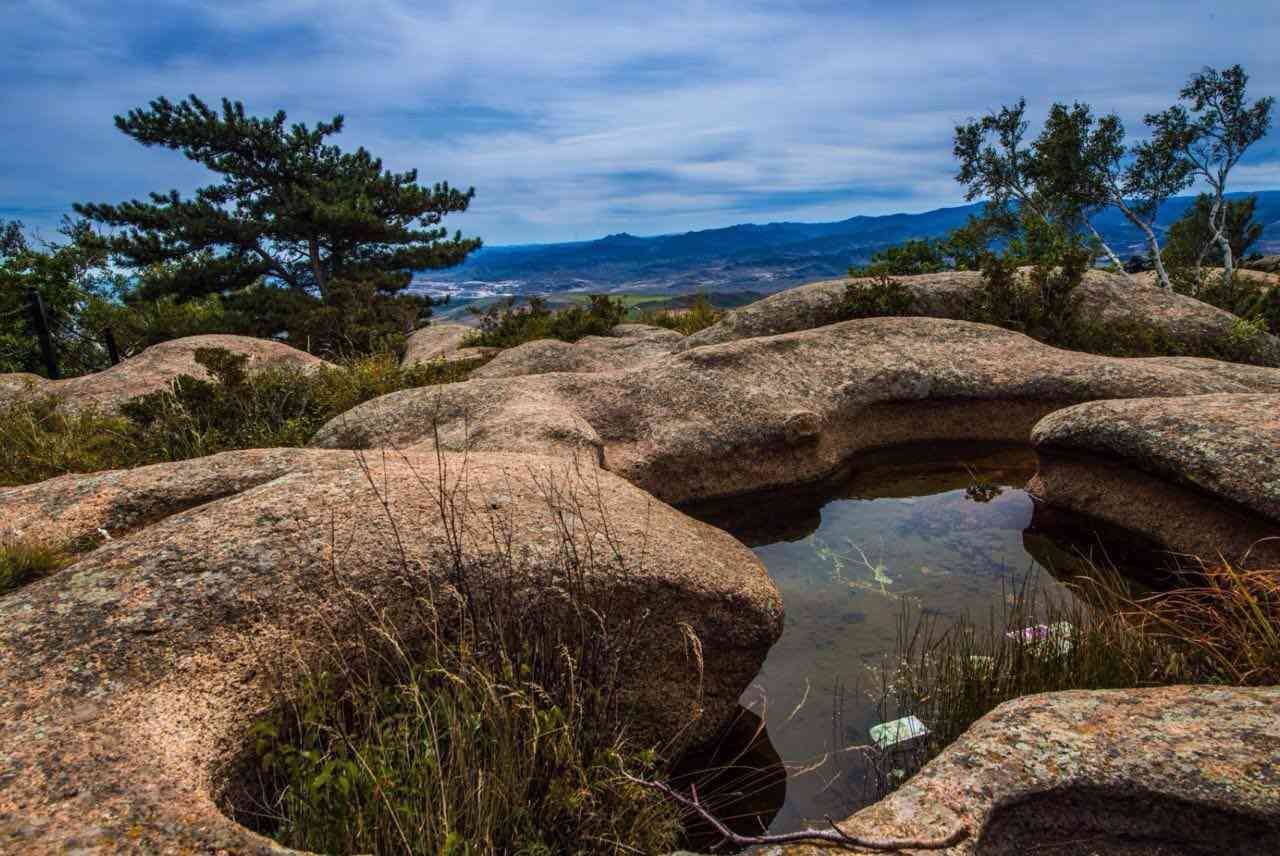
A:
415 190 1280 300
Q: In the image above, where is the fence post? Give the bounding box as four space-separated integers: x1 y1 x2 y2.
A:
26 289 60 380
103 326 121 365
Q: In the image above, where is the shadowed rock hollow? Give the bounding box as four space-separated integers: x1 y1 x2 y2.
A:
1030 393 1280 566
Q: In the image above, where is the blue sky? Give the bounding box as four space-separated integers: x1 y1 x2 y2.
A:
2 0 1277 246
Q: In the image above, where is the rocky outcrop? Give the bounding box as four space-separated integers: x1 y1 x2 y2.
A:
0 448 353 548
313 316 1280 505
402 322 498 366
0 335 331 413
472 324 683 379
678 270 1280 365
1244 255 1280 275
1029 393 1280 566
0 449 780 853
774 685 1280 855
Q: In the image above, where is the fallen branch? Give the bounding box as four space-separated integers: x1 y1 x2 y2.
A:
624 773 966 852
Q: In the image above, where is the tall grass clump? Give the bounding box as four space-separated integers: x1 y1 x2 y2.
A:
465 295 627 349
0 539 69 595
231 453 683 855
876 557 1280 788
0 347 485 486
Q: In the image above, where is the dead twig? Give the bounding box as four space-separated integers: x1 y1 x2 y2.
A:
623 773 966 852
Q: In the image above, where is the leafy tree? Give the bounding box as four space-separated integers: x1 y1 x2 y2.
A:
1163 194 1264 274
851 238 951 276
1144 65 1274 287
0 219 122 375
954 100 1123 273
75 96 480 354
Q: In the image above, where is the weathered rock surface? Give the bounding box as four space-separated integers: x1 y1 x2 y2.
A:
0 448 352 548
313 317 1280 505
1030 393 1280 565
1243 255 1280 275
0 449 780 853
773 685 1280 855
0 335 331 413
679 270 1280 365
472 324 683 379
401 322 499 366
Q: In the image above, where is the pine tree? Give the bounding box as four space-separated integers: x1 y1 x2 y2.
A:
75 96 481 351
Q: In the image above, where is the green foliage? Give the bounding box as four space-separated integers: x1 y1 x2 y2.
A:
850 239 952 276
1143 65 1274 282
1163 194 1265 269
0 348 485 486
247 649 679 856
882 557 1280 784
0 219 125 376
466 295 627 349
0 539 70 594
839 273 915 320
636 294 723 335
972 215 1091 345
0 397 139 487
236 480 683 855
73 95 479 355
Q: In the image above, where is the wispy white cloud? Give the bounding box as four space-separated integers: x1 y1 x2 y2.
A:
1 0 1277 243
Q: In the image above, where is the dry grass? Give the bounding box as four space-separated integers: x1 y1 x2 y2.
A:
0 538 69 595
230 449 686 855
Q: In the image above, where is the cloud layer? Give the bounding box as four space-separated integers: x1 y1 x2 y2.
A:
3 0 1278 244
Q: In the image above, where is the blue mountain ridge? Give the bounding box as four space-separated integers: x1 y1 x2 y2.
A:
421 191 1280 296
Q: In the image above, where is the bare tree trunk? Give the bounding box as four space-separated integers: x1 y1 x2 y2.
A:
1084 220 1130 281
308 237 328 299
1115 200 1171 289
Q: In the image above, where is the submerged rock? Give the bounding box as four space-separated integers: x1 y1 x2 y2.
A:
1030 393 1280 565
0 449 780 853
0 334 331 413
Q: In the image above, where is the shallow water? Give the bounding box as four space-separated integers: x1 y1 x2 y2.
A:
681 443 1117 839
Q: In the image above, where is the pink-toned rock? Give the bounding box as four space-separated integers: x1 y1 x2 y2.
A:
471 325 681 379
0 449 781 853
0 335 332 413
777 685 1280 855
679 270 1280 365
402 323 498 366
1030 393 1280 565
313 316 1280 505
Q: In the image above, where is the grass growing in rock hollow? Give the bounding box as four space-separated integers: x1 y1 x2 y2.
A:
0 347 485 486
231 453 684 855
0 539 69 595
875 556 1280 787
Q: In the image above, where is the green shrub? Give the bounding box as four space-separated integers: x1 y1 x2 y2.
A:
636 295 724 335
839 273 915 320
0 539 70 594
465 295 626 349
0 348 487 486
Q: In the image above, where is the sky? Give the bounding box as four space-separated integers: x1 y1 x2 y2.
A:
2 0 1278 246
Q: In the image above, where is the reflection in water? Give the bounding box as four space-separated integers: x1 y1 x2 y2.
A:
683 442 1154 838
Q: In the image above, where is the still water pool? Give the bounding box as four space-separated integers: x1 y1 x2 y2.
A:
682 443 1116 838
